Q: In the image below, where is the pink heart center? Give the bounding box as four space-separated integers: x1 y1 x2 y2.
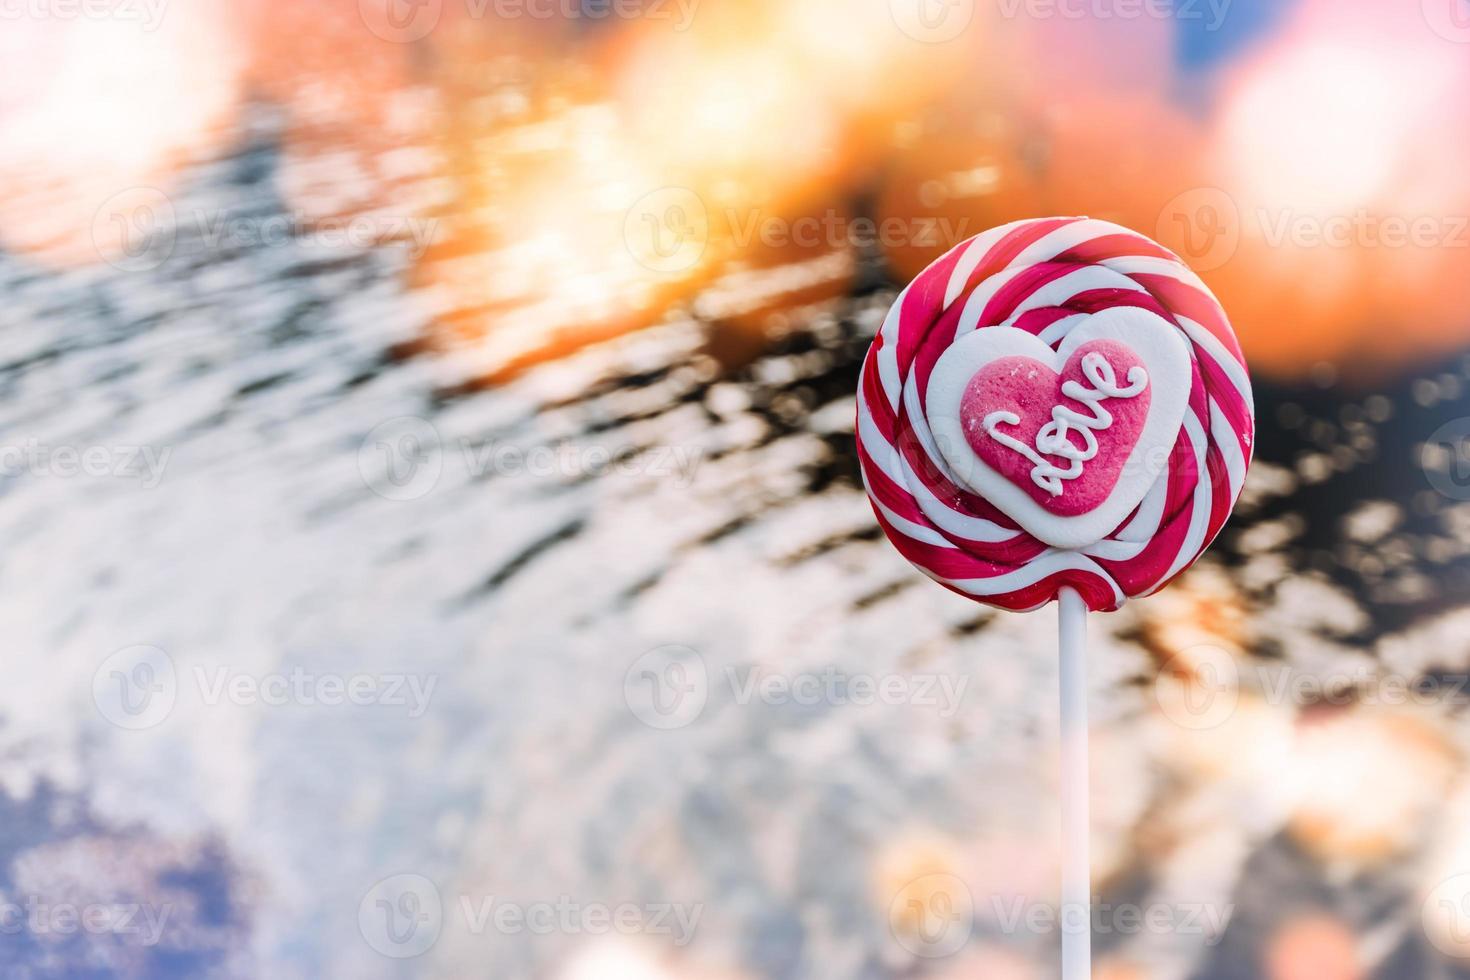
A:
959 339 1152 517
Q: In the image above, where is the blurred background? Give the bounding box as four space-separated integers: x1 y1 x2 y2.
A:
5 0 1470 977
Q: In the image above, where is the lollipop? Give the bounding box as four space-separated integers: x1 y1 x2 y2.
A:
857 216 1254 977
858 216 1254 612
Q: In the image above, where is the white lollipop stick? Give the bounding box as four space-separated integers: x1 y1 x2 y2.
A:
1058 586 1091 979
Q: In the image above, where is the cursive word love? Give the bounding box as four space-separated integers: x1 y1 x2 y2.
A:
982 353 1149 497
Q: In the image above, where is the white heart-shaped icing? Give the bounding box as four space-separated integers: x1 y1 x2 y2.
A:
925 307 1193 550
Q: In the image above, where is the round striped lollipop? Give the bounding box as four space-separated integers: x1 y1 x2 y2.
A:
857 217 1254 612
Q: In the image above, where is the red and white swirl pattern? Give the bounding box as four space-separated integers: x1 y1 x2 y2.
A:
857 217 1254 612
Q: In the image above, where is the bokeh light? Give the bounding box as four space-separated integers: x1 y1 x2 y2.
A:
1265 914 1363 980
1206 0 1470 377
0 0 241 265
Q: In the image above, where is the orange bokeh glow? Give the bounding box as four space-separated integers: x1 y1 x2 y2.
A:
1265 915 1362 980
0 4 241 266
1207 0 1470 378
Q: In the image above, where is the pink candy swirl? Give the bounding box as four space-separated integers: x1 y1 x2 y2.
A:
857 217 1255 612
